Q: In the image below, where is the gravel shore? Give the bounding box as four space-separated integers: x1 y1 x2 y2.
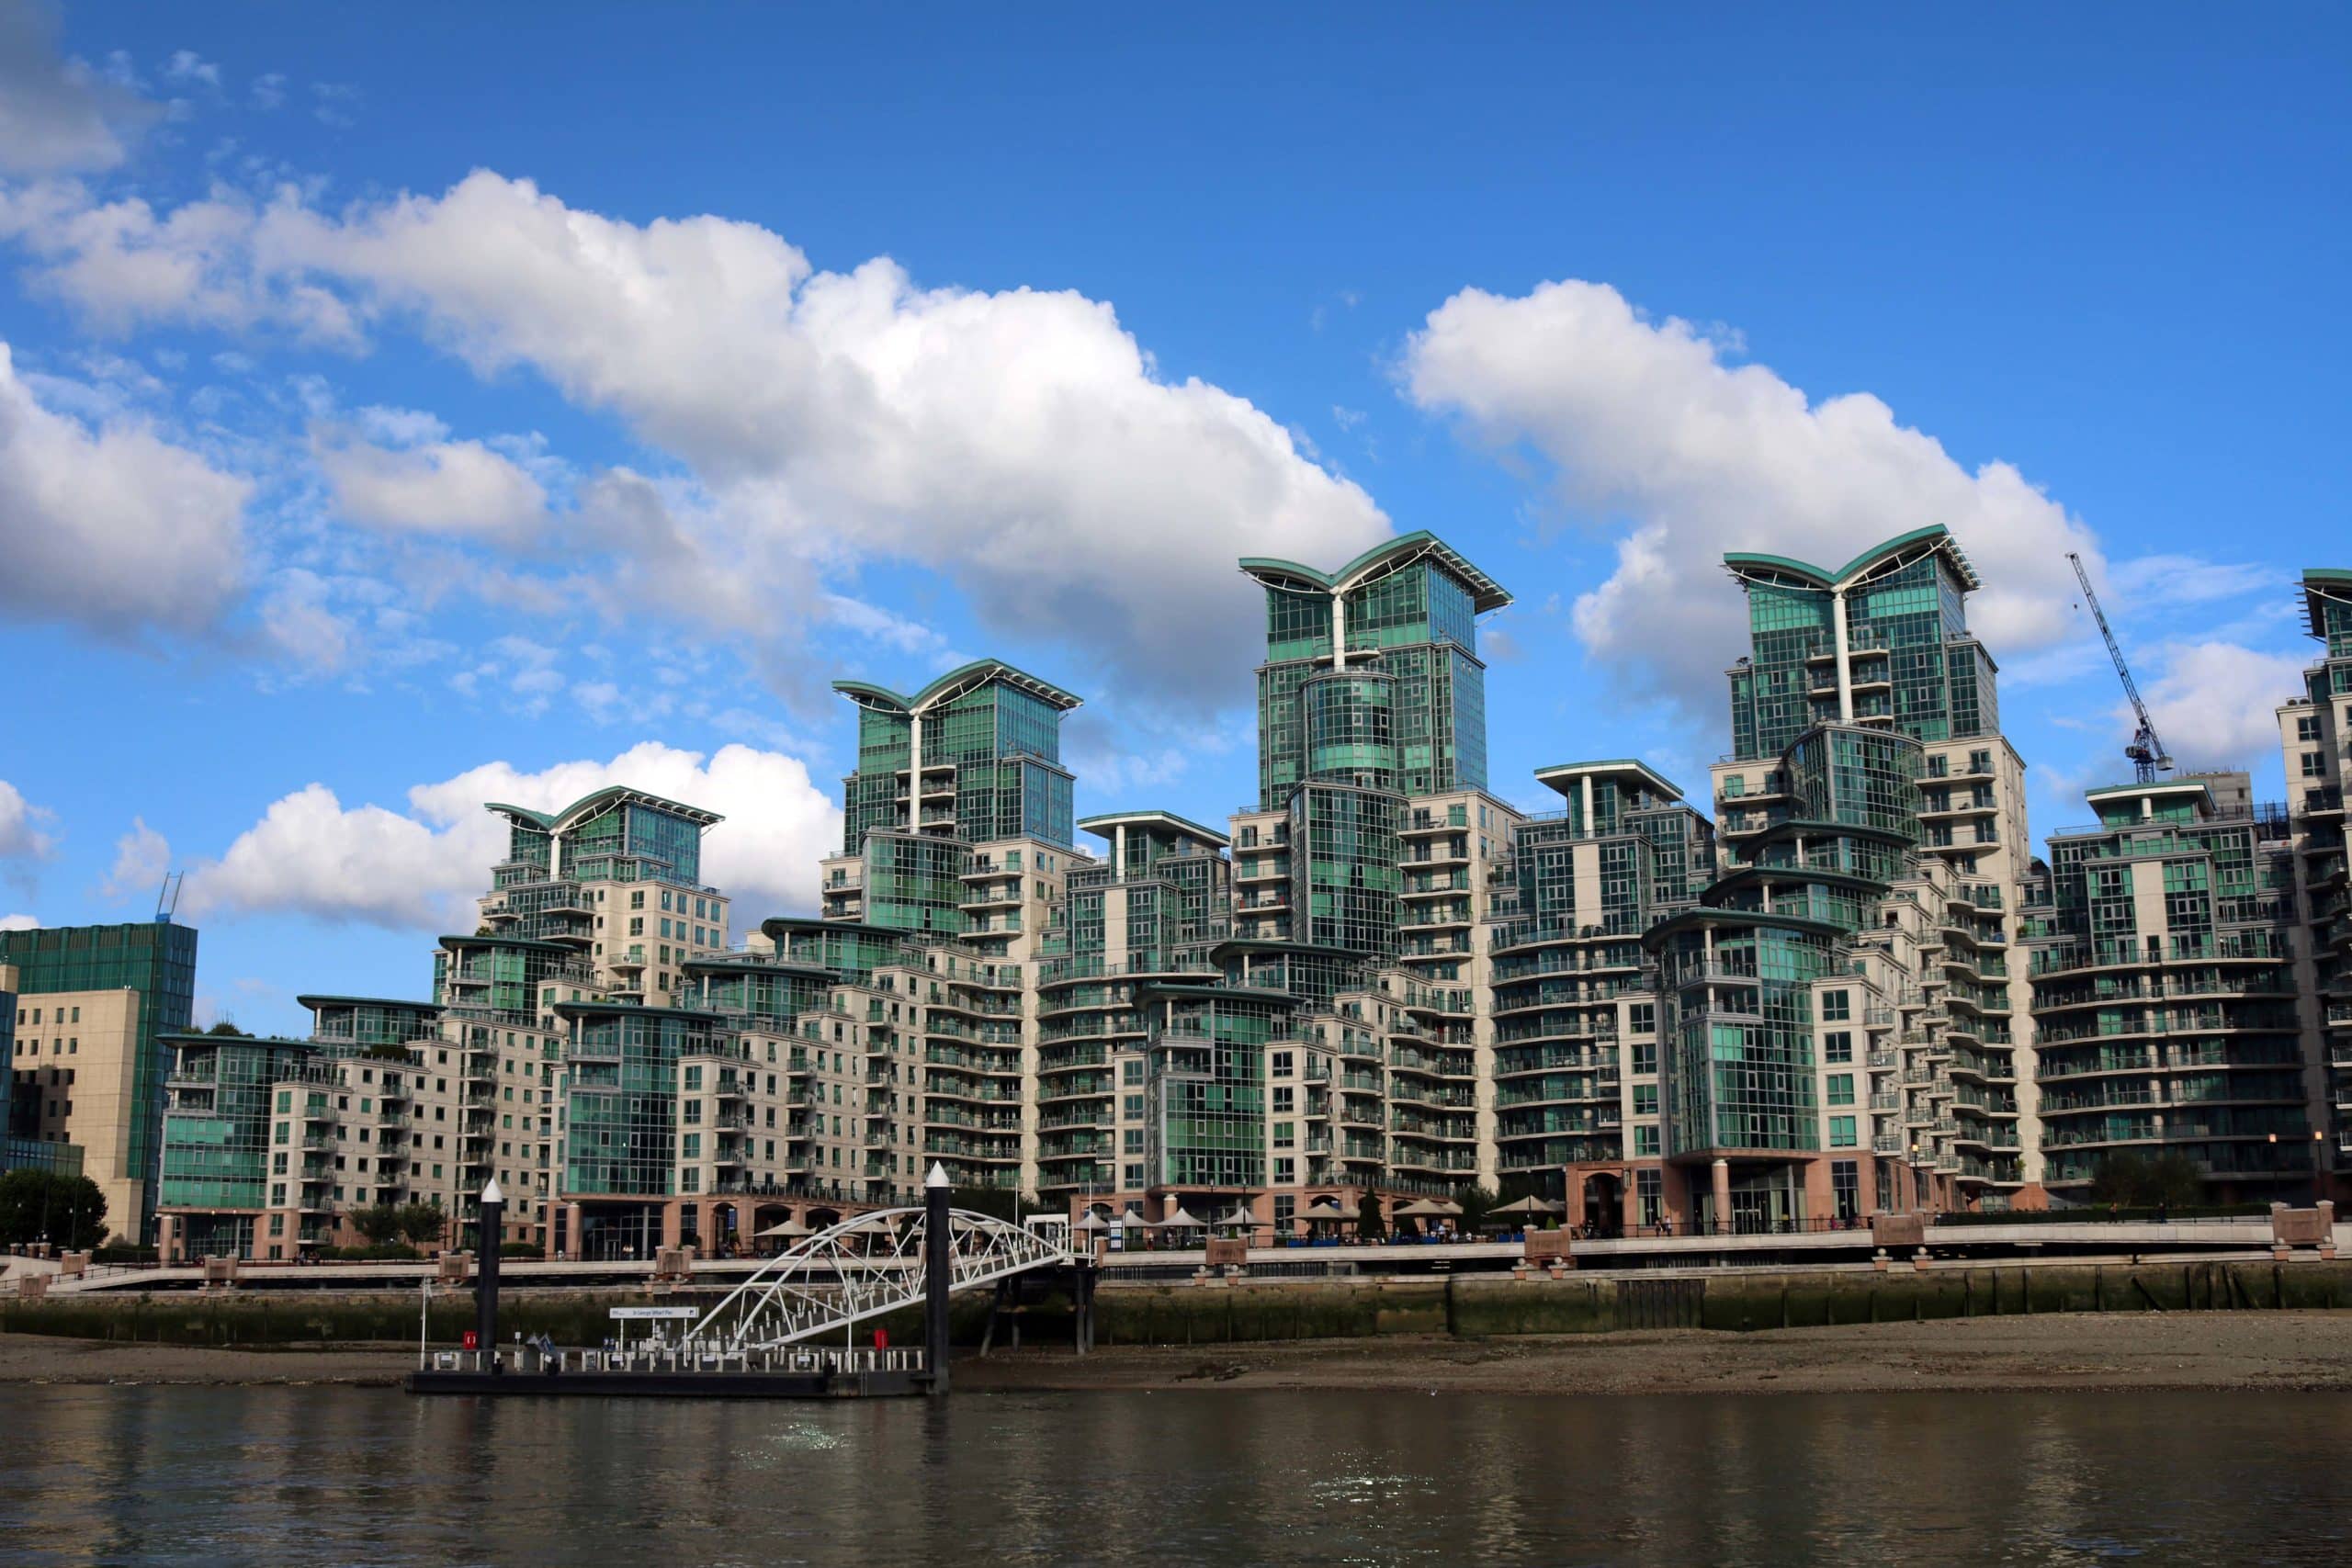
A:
5 1311 2349 1395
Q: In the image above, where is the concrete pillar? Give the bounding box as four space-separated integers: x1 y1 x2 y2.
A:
659 1201 684 1252
1711 1157 1732 1235
1621 1178 1642 1235
1565 1173 1587 1231
1831 588 1854 722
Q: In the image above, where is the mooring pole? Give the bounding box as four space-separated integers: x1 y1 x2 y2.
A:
476 1177 504 1372
923 1162 951 1395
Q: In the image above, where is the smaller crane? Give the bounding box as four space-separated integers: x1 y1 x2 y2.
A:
2067 551 2172 784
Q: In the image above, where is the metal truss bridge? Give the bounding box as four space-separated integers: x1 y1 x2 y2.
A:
687 1206 1070 1353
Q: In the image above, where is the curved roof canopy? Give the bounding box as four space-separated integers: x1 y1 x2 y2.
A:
1533 759 1684 804
295 994 439 1014
831 658 1082 716
1080 808 1230 849
1240 530 1513 614
2301 568 2352 642
485 785 722 833
1724 525 1981 595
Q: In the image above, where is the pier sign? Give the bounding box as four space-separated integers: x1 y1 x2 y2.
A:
609 1306 701 1320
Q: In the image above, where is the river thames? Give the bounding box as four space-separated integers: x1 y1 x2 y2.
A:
2 1386 2345 1564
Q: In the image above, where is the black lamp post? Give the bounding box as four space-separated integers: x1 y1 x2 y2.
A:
923 1162 951 1395
475 1177 503 1370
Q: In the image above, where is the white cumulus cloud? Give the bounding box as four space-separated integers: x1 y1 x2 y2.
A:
1402 278 2106 715
101 816 171 900
0 778 56 863
0 338 250 639
2137 641 2312 774
0 170 1389 702
184 742 841 933
315 427 547 543
0 0 158 174
0 912 38 931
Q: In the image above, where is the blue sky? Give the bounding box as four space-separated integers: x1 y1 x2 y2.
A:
0 3 2344 1035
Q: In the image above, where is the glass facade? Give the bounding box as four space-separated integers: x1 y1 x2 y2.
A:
834 662 1081 857
0 919 198 1227
561 1004 720 1196
1291 784 1400 957
158 1032 317 1211
1147 990 1280 1190
864 831 971 936
1248 538 1507 812
1726 531 1994 761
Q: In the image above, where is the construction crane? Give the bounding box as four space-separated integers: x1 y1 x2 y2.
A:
2067 551 2173 784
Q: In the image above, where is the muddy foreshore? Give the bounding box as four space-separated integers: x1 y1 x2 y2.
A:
5 1312 2349 1396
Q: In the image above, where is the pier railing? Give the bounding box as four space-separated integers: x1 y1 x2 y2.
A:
421 1344 928 1377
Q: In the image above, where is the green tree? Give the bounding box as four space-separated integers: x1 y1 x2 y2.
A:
0 1170 109 1249
2088 1152 2153 1206
1355 1200 1386 1242
206 1021 246 1036
2145 1152 2207 1208
396 1201 447 1246
1451 1182 1500 1236
347 1201 405 1246
2088 1151 2208 1209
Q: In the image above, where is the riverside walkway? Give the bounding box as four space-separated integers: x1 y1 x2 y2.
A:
15 1212 2340 1295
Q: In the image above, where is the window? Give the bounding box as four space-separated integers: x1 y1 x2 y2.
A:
1824 1031 1852 1065
1828 1115 1858 1148
1831 1159 1860 1220
1822 990 1850 1021
1272 1050 1295 1077
1633 1084 1657 1116
1826 1073 1854 1106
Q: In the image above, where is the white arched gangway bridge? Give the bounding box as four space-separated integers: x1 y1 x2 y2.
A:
686 1205 1071 1353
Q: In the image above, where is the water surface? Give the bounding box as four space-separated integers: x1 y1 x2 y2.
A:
4 1385 2346 1564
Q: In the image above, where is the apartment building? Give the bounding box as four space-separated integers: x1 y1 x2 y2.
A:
3 919 198 1242
155 542 2352 1261
2278 569 2351 1193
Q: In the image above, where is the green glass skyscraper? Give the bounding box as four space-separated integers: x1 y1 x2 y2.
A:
1240 534 1510 958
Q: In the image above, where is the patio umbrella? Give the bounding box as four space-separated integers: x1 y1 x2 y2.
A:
1494 1195 1564 1217
1301 1197 1345 1219
1329 1203 1362 1221
1159 1206 1206 1229
1215 1203 1256 1229
1070 1211 1109 1233
753 1217 810 1239
1394 1199 1450 1218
